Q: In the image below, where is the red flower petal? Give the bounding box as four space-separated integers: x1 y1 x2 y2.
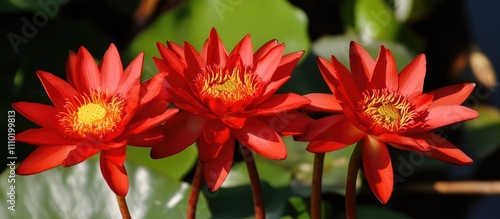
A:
243 93 309 116
258 110 315 136
16 128 76 145
295 114 346 141
150 112 204 158
254 39 278 61
398 54 426 97
100 148 128 196
259 76 290 103
206 28 227 67
156 42 187 75
349 41 375 91
231 117 286 160
375 133 429 151
12 102 59 128
184 42 207 79
269 51 304 84
220 116 247 129
254 44 285 83
306 119 365 153
330 55 362 108
198 128 233 162
362 135 393 204
16 145 76 175
371 46 398 91
100 44 123 94
65 51 77 87
62 147 99 167
202 120 231 145
127 128 165 147
303 93 343 113
116 52 144 96
410 132 473 165
409 93 434 113
123 108 178 135
428 83 475 107
202 138 235 191
36 71 78 109
422 105 479 130
75 46 101 92
167 40 185 59
229 34 253 66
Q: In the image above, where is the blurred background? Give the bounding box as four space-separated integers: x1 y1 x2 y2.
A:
1 0 500 218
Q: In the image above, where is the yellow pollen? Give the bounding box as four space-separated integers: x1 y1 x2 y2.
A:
195 66 263 107
358 89 417 133
77 103 107 123
377 104 401 123
216 79 239 92
59 91 124 139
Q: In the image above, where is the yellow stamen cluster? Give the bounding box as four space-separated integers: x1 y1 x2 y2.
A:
196 66 262 106
59 91 124 138
359 89 417 132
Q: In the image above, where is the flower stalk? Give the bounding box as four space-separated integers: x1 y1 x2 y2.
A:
187 160 203 219
346 142 362 219
311 153 325 219
241 144 265 219
116 195 131 219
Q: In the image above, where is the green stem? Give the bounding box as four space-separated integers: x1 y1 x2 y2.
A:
116 195 131 219
187 160 203 219
311 153 325 219
240 144 265 219
346 142 363 219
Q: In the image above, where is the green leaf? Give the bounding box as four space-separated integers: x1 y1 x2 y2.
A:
204 182 288 219
464 104 500 160
282 197 311 219
354 0 401 41
0 159 211 218
126 144 198 180
125 0 310 80
223 160 292 188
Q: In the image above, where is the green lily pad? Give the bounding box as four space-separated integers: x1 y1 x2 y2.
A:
126 144 198 180
0 159 211 218
354 0 401 41
125 0 310 80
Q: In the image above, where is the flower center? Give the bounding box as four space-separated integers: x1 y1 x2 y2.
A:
59 91 125 139
358 89 417 133
77 103 107 123
195 66 263 107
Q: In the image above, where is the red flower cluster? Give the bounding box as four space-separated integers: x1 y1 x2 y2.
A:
150 28 312 191
14 29 478 205
300 42 478 203
14 44 177 196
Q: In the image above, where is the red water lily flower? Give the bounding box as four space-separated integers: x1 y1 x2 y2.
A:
301 42 479 203
151 28 312 191
13 44 178 196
